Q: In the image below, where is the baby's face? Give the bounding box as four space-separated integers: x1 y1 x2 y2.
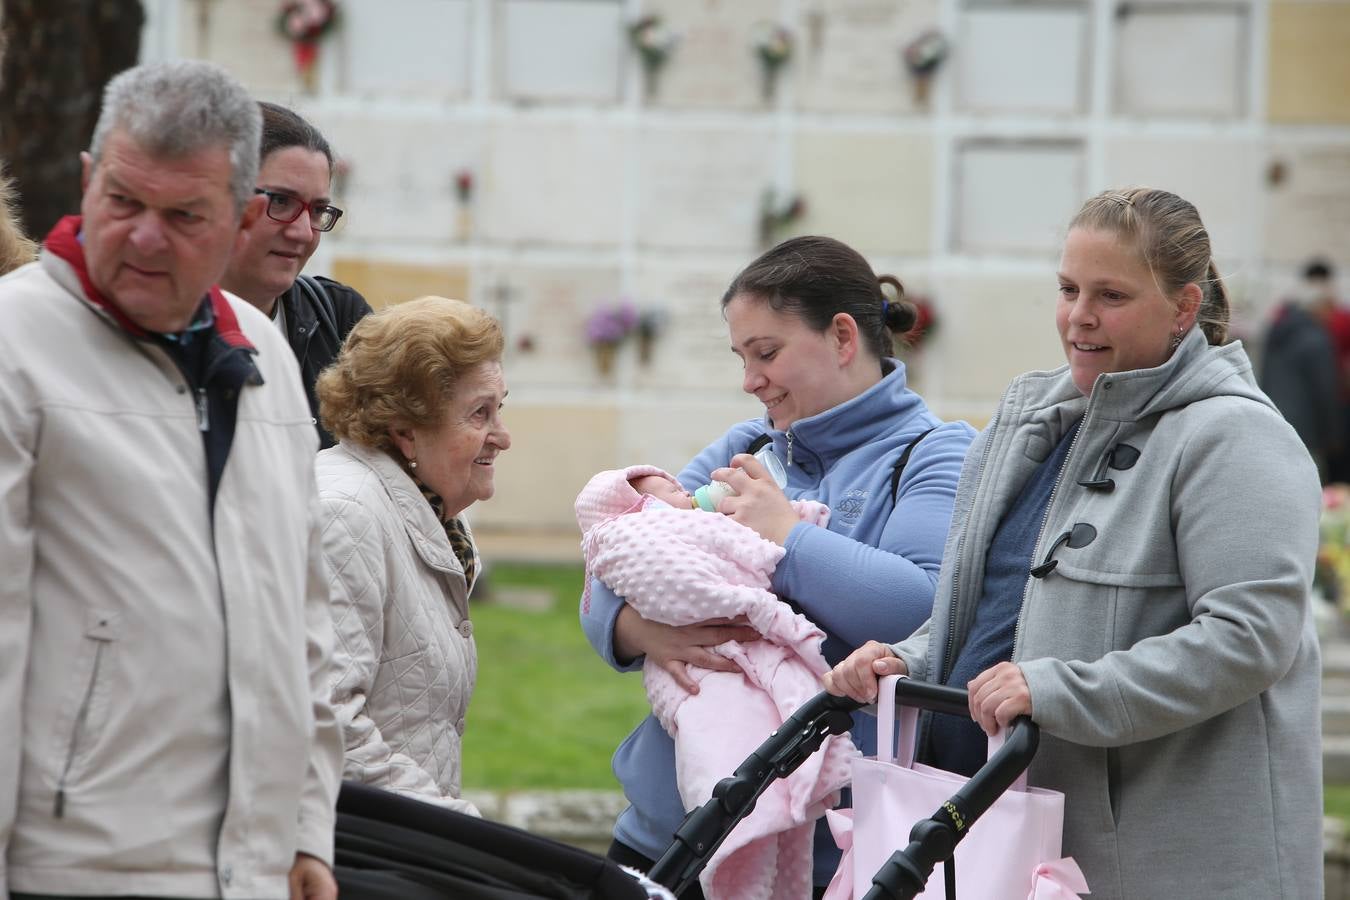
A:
630 474 694 509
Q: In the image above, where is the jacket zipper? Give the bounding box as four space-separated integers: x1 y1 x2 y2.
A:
785 430 795 467
54 640 109 817
195 387 209 432
939 407 1002 685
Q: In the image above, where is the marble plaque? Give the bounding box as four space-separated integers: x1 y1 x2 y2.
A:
619 399 765 478
956 4 1088 114
635 125 774 254
471 403 621 531
641 0 778 109
310 113 478 245
1114 4 1247 118
796 0 941 115
1104 136 1263 265
953 140 1084 255
477 121 626 248
498 0 623 103
180 0 300 94
926 274 1064 406
629 265 751 393
1265 143 1350 264
794 130 935 256
1268 2 1350 124
341 0 472 99
472 265 623 389
330 258 471 310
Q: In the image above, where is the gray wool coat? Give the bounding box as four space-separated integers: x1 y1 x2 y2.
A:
893 329 1324 899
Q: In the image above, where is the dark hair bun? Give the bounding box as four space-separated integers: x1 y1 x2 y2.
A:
878 275 917 334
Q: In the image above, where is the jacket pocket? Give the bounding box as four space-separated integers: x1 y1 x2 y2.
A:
1106 745 1121 826
53 609 121 817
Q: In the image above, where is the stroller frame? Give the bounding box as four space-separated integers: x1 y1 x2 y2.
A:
647 680 1040 900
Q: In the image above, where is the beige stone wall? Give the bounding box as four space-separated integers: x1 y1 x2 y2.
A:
1268 1 1350 125
133 0 1350 540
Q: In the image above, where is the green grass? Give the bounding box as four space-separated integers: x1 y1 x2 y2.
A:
460 563 650 790
1328 783 1350 823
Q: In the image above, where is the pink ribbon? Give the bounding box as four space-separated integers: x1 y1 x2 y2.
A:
1027 857 1090 899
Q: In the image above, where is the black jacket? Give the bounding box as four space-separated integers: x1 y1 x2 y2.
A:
1258 301 1342 460
280 275 373 448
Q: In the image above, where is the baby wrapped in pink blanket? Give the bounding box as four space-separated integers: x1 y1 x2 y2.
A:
576 465 858 900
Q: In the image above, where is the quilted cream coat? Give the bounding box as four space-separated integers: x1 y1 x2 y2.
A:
317 441 479 814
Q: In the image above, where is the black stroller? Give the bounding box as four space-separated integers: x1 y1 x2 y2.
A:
334 680 1038 900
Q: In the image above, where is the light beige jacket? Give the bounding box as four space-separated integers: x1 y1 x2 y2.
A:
0 255 343 899
317 441 479 814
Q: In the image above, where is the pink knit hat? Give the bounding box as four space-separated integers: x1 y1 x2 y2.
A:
574 465 684 535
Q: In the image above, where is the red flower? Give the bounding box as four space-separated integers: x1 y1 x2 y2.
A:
455 169 474 204
906 297 938 346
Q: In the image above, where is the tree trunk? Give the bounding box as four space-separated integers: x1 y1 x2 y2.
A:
0 0 145 241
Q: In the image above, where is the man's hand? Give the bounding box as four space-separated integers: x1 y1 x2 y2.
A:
823 640 908 703
289 852 337 900
613 605 760 693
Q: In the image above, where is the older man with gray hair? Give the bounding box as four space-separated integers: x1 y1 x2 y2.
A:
0 60 342 899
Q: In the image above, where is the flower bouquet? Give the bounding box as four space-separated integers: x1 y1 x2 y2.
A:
758 188 806 248
901 28 949 107
752 22 794 103
277 0 339 92
629 15 679 101
905 295 938 348
1318 484 1350 612
585 301 638 376
636 308 668 365
454 169 474 241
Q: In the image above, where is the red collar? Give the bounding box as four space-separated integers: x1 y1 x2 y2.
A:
43 215 254 350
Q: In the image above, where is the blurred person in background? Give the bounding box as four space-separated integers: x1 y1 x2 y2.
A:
221 101 371 449
1259 257 1343 481
1301 259 1350 482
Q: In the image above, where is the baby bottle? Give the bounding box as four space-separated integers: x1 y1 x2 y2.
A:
693 440 788 512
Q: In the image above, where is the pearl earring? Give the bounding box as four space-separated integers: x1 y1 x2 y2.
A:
409 458 418 470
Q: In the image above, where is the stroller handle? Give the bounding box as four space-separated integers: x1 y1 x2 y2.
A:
647 683 1031 897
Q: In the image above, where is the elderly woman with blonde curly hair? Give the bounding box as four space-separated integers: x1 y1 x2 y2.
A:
315 296 510 814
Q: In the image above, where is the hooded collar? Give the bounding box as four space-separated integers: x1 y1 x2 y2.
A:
1001 328 1270 437
43 215 254 351
759 358 926 472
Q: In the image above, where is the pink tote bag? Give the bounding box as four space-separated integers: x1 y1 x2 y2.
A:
845 675 1073 900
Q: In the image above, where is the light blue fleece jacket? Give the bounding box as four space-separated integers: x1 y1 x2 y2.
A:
579 359 975 883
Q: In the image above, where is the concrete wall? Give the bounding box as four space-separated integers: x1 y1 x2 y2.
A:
140 0 1350 534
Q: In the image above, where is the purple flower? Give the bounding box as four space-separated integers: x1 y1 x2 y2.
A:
585 301 639 346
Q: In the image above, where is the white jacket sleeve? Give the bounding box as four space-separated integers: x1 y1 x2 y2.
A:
0 357 36 893
320 496 479 815
294 491 346 865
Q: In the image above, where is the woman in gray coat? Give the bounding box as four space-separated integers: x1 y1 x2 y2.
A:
827 187 1323 899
